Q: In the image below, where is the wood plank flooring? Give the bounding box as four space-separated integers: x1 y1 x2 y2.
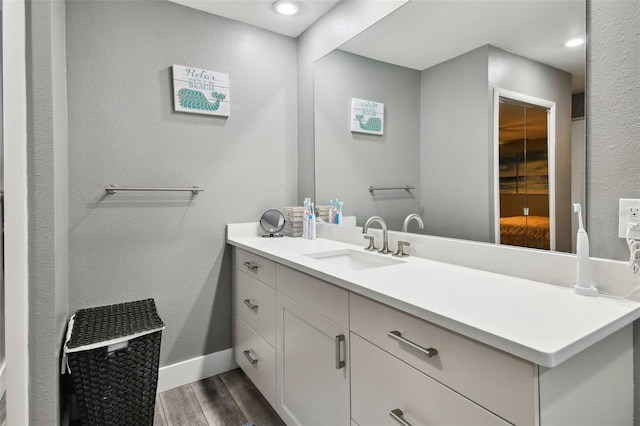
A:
155 368 285 426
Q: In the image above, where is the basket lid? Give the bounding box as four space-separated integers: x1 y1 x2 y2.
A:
66 298 164 350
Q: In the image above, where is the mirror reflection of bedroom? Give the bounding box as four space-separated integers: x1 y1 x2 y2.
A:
499 98 550 250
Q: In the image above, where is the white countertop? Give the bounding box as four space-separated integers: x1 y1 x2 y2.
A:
227 228 640 368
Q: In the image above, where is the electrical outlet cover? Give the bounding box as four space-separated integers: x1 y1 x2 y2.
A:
618 198 640 238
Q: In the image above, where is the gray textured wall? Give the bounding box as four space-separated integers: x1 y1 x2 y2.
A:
587 1 640 423
65 0 298 369
587 0 640 261
314 49 421 230
26 0 70 424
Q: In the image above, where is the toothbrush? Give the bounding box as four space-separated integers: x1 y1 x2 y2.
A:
328 200 334 224
573 203 599 296
309 202 316 239
303 198 310 239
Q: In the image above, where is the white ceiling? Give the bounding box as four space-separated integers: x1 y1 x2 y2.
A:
171 0 586 93
338 1 586 93
168 0 341 38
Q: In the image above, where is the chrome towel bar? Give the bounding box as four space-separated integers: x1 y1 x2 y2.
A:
368 185 415 193
105 185 204 194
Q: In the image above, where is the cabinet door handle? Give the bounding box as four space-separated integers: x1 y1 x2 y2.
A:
388 330 438 358
390 408 412 426
242 350 258 365
242 261 259 270
335 334 346 369
243 299 258 310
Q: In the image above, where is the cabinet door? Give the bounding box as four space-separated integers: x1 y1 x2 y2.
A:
276 293 350 426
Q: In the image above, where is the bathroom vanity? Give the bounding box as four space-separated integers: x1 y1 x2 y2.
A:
227 223 639 426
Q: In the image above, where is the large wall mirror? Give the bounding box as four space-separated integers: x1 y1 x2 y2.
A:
314 0 585 254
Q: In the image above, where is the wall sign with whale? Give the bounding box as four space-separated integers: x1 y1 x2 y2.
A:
172 64 230 117
350 98 384 135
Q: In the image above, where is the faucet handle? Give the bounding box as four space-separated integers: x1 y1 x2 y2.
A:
393 241 411 257
364 235 378 251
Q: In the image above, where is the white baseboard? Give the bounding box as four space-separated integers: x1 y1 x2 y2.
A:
157 348 238 393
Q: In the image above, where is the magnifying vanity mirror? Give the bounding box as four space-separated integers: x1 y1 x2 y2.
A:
260 209 286 237
314 0 586 254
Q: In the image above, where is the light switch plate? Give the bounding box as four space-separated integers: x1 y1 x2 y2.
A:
618 199 640 238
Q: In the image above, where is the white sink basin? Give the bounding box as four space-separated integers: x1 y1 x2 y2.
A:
304 249 405 271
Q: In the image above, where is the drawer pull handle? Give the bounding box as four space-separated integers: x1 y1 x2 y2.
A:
242 350 258 365
390 408 412 426
242 261 259 270
335 334 346 369
243 299 258 311
388 330 438 358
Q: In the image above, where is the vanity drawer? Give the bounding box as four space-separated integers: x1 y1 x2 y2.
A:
350 293 536 426
234 248 276 288
275 264 348 328
235 269 276 347
351 333 510 426
235 316 276 408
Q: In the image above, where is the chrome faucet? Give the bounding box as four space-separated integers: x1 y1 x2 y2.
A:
363 216 392 254
402 213 424 233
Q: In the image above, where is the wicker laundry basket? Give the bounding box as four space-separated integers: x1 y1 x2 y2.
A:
63 298 165 426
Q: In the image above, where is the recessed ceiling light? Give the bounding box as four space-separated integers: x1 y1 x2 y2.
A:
272 0 299 16
565 37 585 47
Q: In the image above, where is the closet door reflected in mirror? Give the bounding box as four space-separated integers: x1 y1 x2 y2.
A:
498 97 551 250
